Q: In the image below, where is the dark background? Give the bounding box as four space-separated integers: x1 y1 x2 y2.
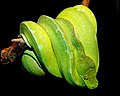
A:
0 0 119 95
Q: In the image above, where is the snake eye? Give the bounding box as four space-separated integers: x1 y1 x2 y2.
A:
84 76 88 80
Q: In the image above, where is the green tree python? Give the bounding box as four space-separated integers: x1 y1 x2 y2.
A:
19 5 99 89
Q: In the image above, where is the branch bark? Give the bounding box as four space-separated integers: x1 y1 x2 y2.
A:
1 36 27 64
81 0 90 7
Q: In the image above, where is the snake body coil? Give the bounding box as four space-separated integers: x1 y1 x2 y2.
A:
20 5 99 89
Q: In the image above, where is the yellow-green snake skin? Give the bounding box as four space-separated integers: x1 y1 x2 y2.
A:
20 5 99 89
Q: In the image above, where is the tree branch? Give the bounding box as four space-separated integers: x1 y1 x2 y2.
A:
1 36 27 64
81 0 90 7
